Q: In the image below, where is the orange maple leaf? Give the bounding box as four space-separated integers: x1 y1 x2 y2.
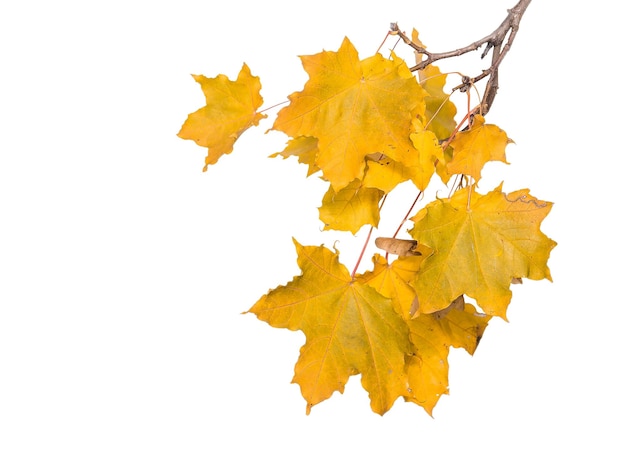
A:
409 185 556 318
247 240 412 415
178 64 266 170
272 37 427 191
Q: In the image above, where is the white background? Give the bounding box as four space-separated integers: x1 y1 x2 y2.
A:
1 1 624 450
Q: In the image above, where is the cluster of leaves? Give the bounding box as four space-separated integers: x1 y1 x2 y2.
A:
178 26 555 415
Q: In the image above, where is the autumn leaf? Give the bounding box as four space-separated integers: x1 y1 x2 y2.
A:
433 142 457 185
411 28 427 56
363 155 411 192
272 37 427 190
359 256 490 414
178 64 266 170
408 119 444 190
362 120 441 192
409 185 556 318
359 252 431 319
247 240 412 415
419 63 458 140
270 136 320 176
434 298 490 355
319 179 384 234
404 300 490 414
445 115 512 181
410 28 457 140
179 12 550 418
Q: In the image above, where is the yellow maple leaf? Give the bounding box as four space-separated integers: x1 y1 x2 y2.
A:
272 37 427 191
418 67 457 140
408 119 445 190
405 300 490 414
359 256 490 415
247 240 412 415
409 185 556 318
411 28 457 140
269 136 320 176
363 120 442 192
319 179 384 234
178 64 266 170
359 252 431 319
445 115 512 181
411 28 427 57
363 155 411 192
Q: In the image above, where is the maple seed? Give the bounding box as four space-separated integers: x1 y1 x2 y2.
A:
375 237 421 256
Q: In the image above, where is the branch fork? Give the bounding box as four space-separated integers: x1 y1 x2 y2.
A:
392 0 531 115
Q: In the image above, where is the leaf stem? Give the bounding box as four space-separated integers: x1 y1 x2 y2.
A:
394 193 421 240
258 99 289 114
387 190 423 261
351 226 374 279
351 194 388 278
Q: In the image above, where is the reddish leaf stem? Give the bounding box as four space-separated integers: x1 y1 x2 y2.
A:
258 99 289 114
351 194 387 278
386 191 423 261
351 225 375 279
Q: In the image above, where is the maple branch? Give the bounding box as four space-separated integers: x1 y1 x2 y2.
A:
392 0 531 115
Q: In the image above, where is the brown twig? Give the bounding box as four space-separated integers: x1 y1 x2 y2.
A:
391 0 531 116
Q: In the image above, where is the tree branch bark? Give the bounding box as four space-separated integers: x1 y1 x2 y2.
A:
391 0 532 116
